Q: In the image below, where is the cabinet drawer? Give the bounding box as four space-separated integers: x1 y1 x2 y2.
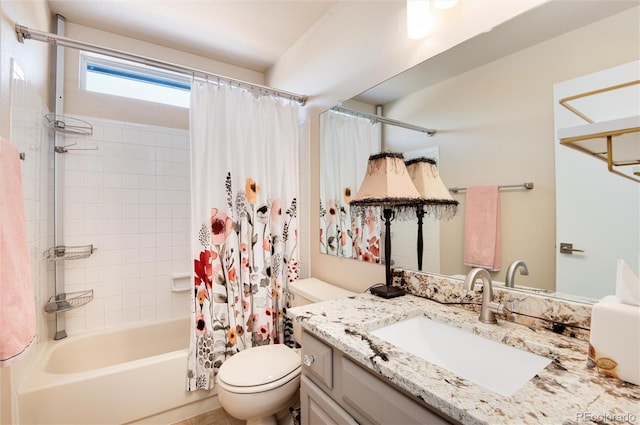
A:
302 332 333 389
342 357 451 425
300 375 359 425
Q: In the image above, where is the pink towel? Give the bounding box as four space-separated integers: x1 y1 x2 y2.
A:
0 137 36 367
463 185 501 271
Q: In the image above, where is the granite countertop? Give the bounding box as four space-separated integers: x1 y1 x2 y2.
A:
287 293 640 425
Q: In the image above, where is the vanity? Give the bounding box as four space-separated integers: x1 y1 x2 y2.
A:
300 330 450 425
287 283 640 425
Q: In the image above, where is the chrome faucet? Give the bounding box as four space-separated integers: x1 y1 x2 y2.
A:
505 260 529 288
464 268 504 324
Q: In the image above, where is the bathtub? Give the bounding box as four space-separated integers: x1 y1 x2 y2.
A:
18 317 218 425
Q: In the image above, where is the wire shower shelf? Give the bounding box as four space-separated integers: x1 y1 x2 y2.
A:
44 114 93 136
45 244 96 261
44 290 94 313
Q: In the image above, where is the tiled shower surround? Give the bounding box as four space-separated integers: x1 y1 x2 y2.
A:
61 116 191 334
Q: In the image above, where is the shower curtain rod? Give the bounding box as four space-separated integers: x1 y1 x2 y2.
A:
331 106 436 136
15 24 308 106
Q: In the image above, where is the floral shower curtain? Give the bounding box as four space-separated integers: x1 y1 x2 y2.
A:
187 81 300 391
319 110 381 261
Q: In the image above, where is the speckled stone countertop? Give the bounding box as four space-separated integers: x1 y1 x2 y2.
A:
287 293 640 425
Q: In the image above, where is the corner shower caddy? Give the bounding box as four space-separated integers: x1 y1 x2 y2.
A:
44 113 97 338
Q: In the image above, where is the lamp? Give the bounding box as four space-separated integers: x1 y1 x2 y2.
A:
406 0 431 39
405 157 458 270
350 152 424 298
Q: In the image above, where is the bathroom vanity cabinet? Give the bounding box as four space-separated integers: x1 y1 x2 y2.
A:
300 331 453 425
290 293 640 424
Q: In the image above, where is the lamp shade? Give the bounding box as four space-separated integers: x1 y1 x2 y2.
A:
351 152 423 208
405 157 458 218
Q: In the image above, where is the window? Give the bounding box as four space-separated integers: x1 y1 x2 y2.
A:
80 52 191 108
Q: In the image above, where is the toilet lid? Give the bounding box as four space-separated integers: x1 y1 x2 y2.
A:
218 344 300 387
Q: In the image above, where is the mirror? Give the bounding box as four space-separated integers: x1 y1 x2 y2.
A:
319 0 640 302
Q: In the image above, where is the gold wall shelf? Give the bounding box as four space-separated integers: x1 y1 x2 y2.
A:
558 80 640 183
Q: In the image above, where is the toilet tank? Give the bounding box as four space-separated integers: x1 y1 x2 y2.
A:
288 278 356 344
289 278 356 307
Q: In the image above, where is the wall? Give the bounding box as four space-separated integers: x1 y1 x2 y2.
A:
1 1 51 423
60 115 191 333
0 0 50 135
383 7 639 290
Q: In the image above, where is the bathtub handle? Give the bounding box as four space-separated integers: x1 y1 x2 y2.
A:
303 354 315 367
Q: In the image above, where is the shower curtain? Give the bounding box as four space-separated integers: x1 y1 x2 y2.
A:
319 110 380 261
187 81 300 391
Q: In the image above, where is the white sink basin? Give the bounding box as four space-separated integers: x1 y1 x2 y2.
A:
369 316 551 396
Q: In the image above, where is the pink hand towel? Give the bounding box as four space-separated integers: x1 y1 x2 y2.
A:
463 185 501 271
0 137 36 367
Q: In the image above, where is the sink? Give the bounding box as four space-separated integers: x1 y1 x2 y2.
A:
369 316 551 396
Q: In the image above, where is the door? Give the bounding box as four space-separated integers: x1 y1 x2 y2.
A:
553 61 640 300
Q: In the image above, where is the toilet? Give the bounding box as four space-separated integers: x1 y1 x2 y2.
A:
216 278 355 425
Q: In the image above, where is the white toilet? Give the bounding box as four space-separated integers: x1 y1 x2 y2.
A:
216 278 355 425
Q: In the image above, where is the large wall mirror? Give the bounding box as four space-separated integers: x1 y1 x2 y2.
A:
319 0 640 303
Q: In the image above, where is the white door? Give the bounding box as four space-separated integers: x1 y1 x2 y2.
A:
553 61 639 300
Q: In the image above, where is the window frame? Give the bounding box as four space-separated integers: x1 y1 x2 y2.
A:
79 52 191 108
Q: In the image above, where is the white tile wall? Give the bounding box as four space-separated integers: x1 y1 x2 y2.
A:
61 116 191 335
8 62 52 389
391 218 440 273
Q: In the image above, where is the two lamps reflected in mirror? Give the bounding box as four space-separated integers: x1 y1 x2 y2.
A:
350 152 458 298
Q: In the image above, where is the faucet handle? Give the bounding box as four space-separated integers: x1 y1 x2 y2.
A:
480 301 505 324
489 301 505 315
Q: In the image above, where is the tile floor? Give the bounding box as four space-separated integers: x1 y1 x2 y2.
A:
171 408 245 425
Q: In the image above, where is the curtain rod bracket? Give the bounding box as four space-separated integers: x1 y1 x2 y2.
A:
15 25 29 43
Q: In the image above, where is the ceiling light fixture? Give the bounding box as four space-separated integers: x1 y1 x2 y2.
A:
407 0 431 39
433 0 459 10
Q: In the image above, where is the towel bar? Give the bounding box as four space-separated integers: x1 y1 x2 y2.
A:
449 182 534 194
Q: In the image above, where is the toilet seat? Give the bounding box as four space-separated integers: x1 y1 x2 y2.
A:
218 366 301 394
217 344 301 394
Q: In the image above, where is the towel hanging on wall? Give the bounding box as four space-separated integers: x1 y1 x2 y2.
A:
463 185 501 271
0 137 36 367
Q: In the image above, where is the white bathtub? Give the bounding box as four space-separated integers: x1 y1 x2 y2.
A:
18 317 218 425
